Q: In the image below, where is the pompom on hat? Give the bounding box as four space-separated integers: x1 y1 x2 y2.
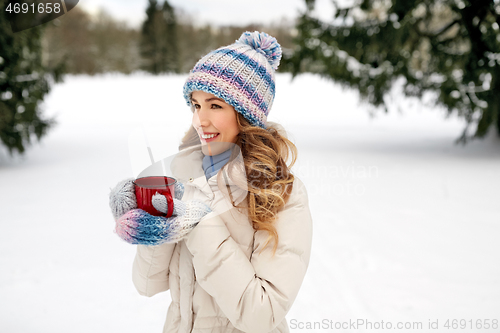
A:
183 31 282 128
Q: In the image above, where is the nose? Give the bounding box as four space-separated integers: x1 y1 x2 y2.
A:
192 105 210 129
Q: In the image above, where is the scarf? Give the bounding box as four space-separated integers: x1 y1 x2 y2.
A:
202 149 232 180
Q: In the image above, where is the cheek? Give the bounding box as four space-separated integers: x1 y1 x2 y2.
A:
230 118 239 135
219 115 239 135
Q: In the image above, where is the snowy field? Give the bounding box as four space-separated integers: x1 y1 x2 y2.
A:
1 73 499 332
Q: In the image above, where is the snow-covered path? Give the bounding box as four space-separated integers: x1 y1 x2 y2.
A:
1 73 499 332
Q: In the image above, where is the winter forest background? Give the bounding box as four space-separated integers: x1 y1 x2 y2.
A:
1 0 500 332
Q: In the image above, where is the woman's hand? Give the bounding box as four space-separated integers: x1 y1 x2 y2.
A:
115 198 211 245
109 178 137 220
109 179 185 220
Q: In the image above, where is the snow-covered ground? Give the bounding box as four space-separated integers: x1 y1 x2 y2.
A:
1 73 499 332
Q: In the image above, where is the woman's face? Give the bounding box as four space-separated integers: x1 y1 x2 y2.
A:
191 90 240 156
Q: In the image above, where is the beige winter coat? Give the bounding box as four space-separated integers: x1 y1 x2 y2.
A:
132 144 313 332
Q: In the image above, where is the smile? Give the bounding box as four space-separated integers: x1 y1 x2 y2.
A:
201 133 220 141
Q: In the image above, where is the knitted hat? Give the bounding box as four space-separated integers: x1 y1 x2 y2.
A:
183 31 282 128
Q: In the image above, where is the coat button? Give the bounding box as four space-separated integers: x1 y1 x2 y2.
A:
189 177 194 182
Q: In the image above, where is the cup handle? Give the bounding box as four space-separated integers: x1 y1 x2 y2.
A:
164 189 174 218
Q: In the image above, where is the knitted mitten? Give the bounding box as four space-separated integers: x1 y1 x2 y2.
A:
115 198 211 245
109 178 137 220
109 178 185 220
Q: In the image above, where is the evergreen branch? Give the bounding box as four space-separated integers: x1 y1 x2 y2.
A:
416 19 460 39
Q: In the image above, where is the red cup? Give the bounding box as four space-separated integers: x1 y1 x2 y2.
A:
133 176 176 218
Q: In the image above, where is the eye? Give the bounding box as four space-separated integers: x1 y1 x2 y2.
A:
211 104 222 109
192 103 200 111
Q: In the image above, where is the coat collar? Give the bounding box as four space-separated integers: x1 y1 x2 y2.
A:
170 144 248 205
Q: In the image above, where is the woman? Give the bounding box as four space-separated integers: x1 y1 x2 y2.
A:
110 31 313 332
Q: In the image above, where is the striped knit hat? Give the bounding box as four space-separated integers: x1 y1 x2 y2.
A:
183 31 282 128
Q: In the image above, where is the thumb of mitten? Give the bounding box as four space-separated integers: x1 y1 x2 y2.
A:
151 192 168 215
151 182 185 214
151 196 188 216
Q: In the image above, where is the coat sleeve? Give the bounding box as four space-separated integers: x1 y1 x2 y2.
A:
185 178 313 333
132 243 177 297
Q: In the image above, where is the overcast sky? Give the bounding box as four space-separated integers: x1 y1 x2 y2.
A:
79 0 339 28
